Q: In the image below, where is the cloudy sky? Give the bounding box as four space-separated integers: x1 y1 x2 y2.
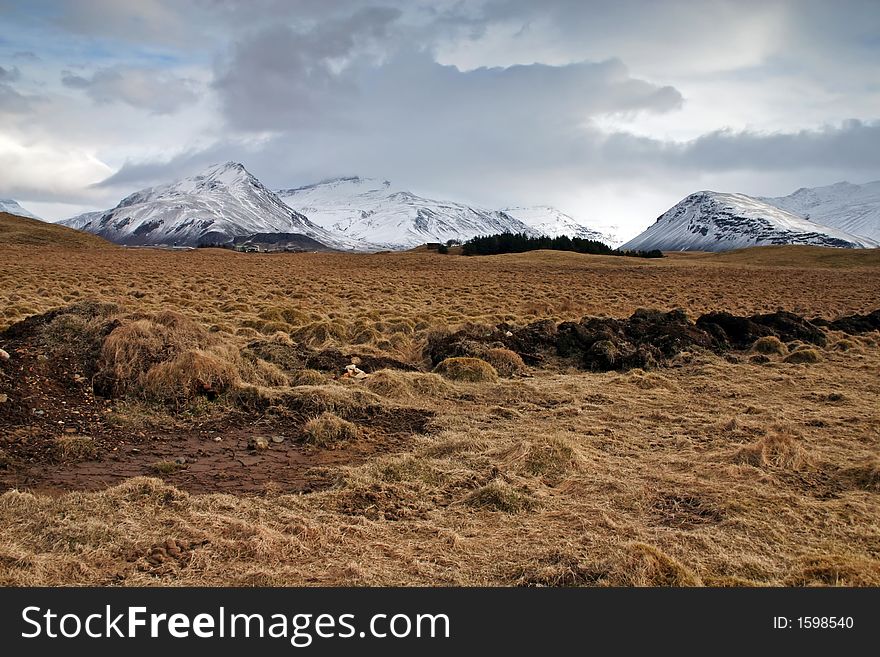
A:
1 0 879 238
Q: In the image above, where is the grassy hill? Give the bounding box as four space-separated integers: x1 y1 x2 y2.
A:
0 212 114 248
679 244 880 268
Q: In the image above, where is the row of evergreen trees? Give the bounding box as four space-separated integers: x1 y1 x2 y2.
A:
459 232 663 258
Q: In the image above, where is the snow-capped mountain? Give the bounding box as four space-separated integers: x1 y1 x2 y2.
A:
0 199 40 219
501 205 619 246
760 181 880 242
63 162 361 249
276 177 540 249
621 191 877 252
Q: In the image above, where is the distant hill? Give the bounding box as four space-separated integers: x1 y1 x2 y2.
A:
0 212 113 248
622 191 876 252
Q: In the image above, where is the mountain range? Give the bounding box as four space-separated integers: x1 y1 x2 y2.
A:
53 164 616 250
2 162 877 252
276 176 618 249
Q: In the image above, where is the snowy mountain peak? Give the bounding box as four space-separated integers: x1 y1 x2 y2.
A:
760 180 880 241
63 162 365 250
0 199 40 219
622 190 876 252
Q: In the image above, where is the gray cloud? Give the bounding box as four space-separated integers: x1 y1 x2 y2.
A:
0 66 21 82
0 66 34 113
213 6 403 130
595 119 880 174
61 66 199 114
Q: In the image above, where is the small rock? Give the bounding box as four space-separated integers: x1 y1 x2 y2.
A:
0 348 9 361
343 363 369 380
0 393 7 403
213 436 222 442
32 409 45 416
251 436 269 450
174 457 187 465
271 435 285 443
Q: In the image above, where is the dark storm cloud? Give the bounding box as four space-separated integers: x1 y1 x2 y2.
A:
61 66 200 114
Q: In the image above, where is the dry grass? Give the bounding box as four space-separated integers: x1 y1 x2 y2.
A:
783 348 823 364
302 413 360 446
0 212 113 249
53 436 96 461
483 348 527 377
1 242 879 586
433 357 499 382
751 336 788 356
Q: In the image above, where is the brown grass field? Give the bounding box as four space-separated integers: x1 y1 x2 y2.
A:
0 213 878 586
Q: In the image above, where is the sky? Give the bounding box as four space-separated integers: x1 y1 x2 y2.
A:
1 0 879 240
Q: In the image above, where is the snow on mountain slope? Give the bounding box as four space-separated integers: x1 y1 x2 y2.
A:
0 199 40 219
621 191 877 252
760 181 880 242
501 205 619 245
276 177 539 249
68 163 361 249
60 210 103 230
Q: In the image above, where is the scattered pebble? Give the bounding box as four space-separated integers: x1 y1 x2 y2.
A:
251 436 269 450
271 435 285 443
213 436 222 442
0 393 7 403
0 348 9 361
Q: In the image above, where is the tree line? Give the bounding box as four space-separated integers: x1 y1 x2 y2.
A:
459 232 662 258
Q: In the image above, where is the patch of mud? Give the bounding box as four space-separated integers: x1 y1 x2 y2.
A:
0 307 434 495
246 340 418 374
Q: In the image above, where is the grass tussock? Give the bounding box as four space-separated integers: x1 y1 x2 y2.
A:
151 460 186 475
433 357 499 383
465 480 537 513
96 311 286 404
289 369 326 386
751 336 788 356
609 543 702 587
483 348 527 377
505 435 583 480
53 436 96 461
733 431 811 470
829 338 862 353
785 555 880 587
783 348 823 364
302 412 360 447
